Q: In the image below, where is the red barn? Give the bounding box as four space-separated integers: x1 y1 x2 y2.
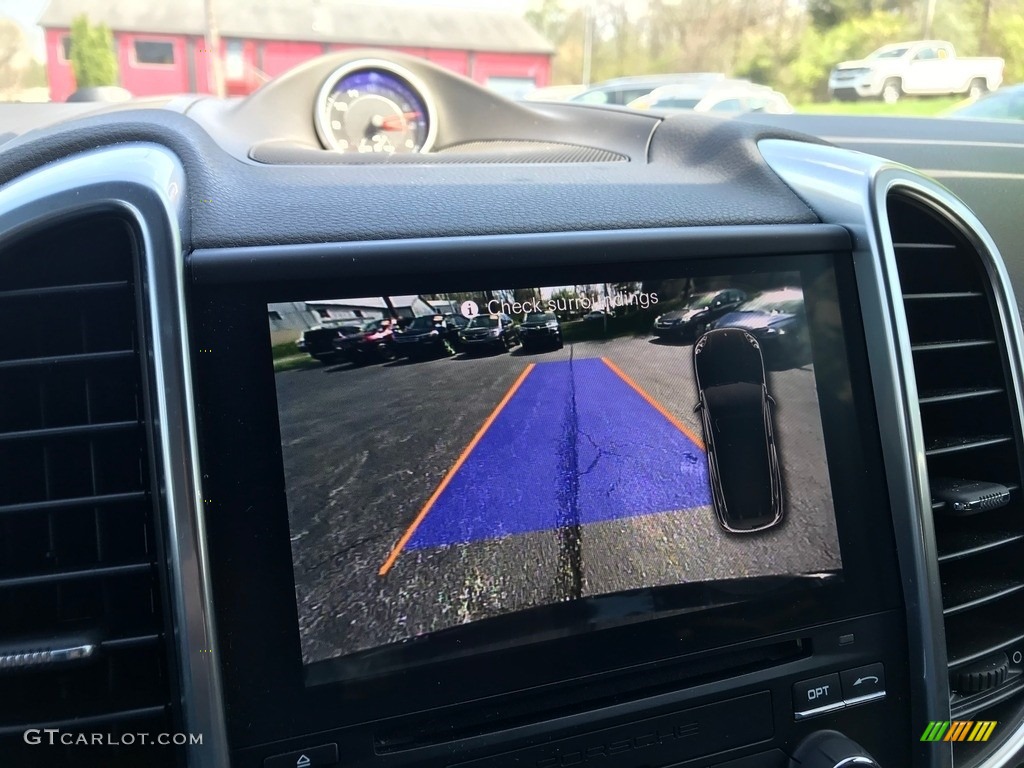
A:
40 0 553 102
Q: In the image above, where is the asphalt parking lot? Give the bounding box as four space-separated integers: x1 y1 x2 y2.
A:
275 334 842 665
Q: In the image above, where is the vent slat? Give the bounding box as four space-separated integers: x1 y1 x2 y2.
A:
904 291 985 301
942 579 1024 616
0 491 147 517
911 339 996 352
0 704 168 738
0 562 152 590
947 619 1024 670
938 531 1024 564
952 677 1024 720
919 387 1004 404
0 280 128 302
893 242 957 249
925 435 1014 457
100 633 162 650
0 349 135 371
0 420 138 445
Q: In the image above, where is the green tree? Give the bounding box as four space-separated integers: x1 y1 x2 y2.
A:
69 14 118 89
0 17 31 95
740 9 910 103
989 8 1024 84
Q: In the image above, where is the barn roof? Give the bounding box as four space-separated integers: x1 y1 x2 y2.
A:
307 296 426 310
39 0 554 54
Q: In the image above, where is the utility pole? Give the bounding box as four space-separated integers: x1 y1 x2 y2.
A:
922 0 937 39
582 2 593 87
204 0 225 98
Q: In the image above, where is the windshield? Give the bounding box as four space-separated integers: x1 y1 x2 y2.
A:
7 4 1014 123
650 97 701 109
466 315 499 329
869 47 910 59
738 294 803 314
525 313 556 323
684 292 718 310
407 316 438 330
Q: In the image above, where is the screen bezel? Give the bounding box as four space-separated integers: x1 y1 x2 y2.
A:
188 227 901 749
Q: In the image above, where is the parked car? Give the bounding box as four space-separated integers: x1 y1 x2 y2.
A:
652 289 747 341
693 328 783 533
569 73 725 106
297 320 367 364
393 313 467 358
332 318 398 363
518 312 563 351
828 40 1004 103
711 288 809 367
522 84 588 102
582 310 609 322
947 83 1024 121
459 313 520 353
629 81 793 114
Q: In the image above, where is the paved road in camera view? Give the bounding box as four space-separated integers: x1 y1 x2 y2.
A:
275 334 841 665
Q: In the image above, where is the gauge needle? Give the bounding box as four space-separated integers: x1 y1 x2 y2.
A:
377 112 421 131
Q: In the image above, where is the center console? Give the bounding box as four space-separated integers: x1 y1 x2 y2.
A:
188 224 909 767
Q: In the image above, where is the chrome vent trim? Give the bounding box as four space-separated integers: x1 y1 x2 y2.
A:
760 139 963 768
888 189 1024 766
0 145 229 767
762 138 1024 767
0 641 96 672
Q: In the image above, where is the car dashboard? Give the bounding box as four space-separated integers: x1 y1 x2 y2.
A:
1 50 1024 768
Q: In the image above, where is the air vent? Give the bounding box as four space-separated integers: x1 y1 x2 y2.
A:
0 216 177 766
891 192 1024 762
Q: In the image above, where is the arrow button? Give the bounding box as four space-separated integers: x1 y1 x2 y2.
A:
264 743 339 768
840 663 886 705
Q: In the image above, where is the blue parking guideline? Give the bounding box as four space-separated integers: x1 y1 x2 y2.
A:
405 357 710 549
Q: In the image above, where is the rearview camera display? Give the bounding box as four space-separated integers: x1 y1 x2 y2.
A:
269 271 843 670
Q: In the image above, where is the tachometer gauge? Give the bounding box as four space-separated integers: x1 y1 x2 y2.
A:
315 61 436 154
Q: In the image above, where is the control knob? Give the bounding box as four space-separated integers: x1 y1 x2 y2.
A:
790 730 880 767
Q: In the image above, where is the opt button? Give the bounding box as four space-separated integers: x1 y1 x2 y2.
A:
793 673 844 719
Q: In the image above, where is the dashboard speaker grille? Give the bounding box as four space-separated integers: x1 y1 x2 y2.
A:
890 192 1024 763
0 216 177 766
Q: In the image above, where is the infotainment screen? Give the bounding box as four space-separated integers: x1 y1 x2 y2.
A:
269 269 843 679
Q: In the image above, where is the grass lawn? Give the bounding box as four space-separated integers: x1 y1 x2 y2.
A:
272 340 301 359
794 96 964 117
274 354 321 373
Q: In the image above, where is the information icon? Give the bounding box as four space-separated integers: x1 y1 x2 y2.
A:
460 300 479 318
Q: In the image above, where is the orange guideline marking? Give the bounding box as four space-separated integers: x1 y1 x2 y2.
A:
600 357 706 452
378 363 537 576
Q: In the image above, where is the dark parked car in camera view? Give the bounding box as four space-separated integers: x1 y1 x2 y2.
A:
297 321 368 364
459 313 520 353
393 314 467 358
519 312 563 351
711 288 809 367
652 289 746 341
693 328 783 533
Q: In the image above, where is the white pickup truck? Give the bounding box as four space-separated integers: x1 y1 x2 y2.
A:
828 40 1004 103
